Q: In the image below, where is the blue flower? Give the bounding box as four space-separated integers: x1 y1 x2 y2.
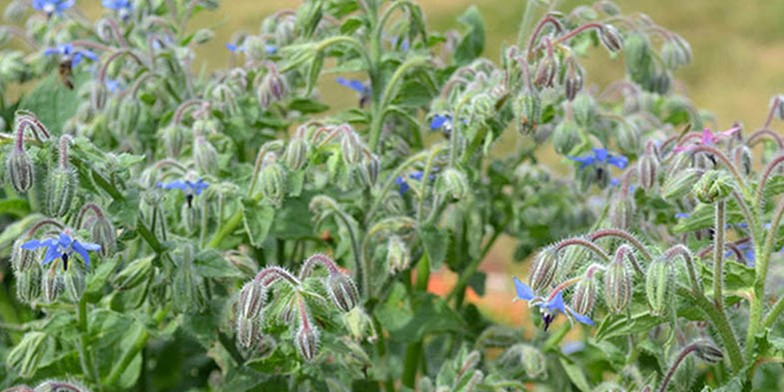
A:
226 43 277 55
102 0 133 20
430 114 453 132
157 178 209 207
395 171 436 195
513 277 594 331
21 231 101 270
33 0 74 17
675 212 690 219
569 148 628 170
44 44 98 67
336 77 369 95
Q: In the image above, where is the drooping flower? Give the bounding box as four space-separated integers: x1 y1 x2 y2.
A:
569 148 628 170
513 277 594 331
336 77 370 107
101 0 133 20
157 178 209 207
33 0 74 17
21 230 101 270
44 44 98 67
673 127 740 153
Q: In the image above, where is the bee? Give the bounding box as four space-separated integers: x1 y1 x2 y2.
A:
58 59 74 90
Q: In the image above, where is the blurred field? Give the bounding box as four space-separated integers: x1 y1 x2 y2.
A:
3 0 783 326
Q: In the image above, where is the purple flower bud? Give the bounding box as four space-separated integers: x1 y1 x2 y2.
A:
563 57 584 101
7 146 34 193
529 248 558 293
238 280 267 319
693 340 724 364
326 272 359 312
235 315 261 350
295 320 319 361
45 167 77 218
534 55 558 89
598 25 623 53
605 247 633 314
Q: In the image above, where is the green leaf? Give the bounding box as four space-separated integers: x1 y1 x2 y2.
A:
271 193 316 239
383 291 465 343
90 309 144 387
18 73 83 133
467 271 486 296
85 257 120 303
419 224 449 270
194 249 242 278
699 259 755 294
595 311 666 341
305 52 324 95
287 98 329 114
454 6 485 66
559 356 592 392
339 16 365 35
242 201 275 247
0 198 30 217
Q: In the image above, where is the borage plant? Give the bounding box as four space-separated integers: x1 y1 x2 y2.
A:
0 0 781 391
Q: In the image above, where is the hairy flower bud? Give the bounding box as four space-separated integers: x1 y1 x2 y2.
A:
260 162 287 207
11 239 38 272
693 170 732 204
513 92 541 136
599 25 623 53
112 256 154 291
608 196 633 229
553 119 581 155
438 168 469 200
733 145 752 176
563 57 584 101
519 344 547 378
638 152 659 190
662 39 690 70
237 280 267 320
571 92 597 126
386 236 410 274
534 55 558 89
295 322 319 361
16 267 41 304
42 269 63 303
529 247 558 293
623 33 652 86
326 273 359 312
6 332 50 378
90 216 115 258
693 340 724 364
7 146 34 193
283 137 309 171
616 121 641 156
159 124 186 157
471 93 496 123
193 135 219 175
662 168 704 201
645 257 673 316
258 69 287 109
340 130 362 166
571 276 596 316
236 315 261 350
605 248 633 313
33 380 90 392
45 167 77 218
357 153 380 187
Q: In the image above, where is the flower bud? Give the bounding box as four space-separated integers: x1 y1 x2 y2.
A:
257 69 287 109
608 196 633 229
326 273 360 312
283 137 309 171
645 257 673 316
563 57 584 101
571 276 596 316
605 247 633 314
33 380 90 392
42 269 63 303
513 92 541 136
616 121 641 156
117 99 140 131
693 170 732 204
529 247 558 293
418 377 434 392
534 55 558 89
357 153 380 187
623 33 652 78
552 119 581 155
571 92 597 126
193 135 219 175
661 39 690 70
386 236 410 274
238 280 267 319
11 239 38 272
260 162 287 207
6 332 51 378
459 370 483 392
45 167 77 218
438 168 469 200
733 145 752 176
340 130 362 166
693 340 724 364
192 28 214 45
520 344 547 378
112 256 154 291
64 268 85 301
343 306 373 340
7 146 34 193
295 323 319 361
645 70 671 95
471 93 495 123
599 25 623 53
236 315 261 350
159 124 186 157
90 216 116 258
638 152 659 190
662 168 704 201
16 266 41 304
245 35 270 60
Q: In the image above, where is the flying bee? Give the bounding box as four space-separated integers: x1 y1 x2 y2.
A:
58 58 74 90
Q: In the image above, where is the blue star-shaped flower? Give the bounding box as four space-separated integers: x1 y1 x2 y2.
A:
102 0 133 20
157 178 209 207
33 0 74 17
513 277 594 331
430 114 453 132
21 231 101 270
44 44 98 67
569 148 628 170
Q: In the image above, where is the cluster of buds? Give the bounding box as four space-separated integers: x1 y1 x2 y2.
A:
235 254 359 361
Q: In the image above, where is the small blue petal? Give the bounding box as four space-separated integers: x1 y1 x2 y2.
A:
58 232 73 247
158 180 189 191
265 45 277 54
336 77 368 94
568 307 595 326
42 245 61 265
71 241 91 267
675 212 690 219
21 239 47 250
607 155 628 169
544 291 567 314
513 277 535 301
430 115 451 130
226 43 240 52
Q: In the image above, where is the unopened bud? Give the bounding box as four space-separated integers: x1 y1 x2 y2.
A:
90 216 115 258
192 28 214 45
193 135 219 175
733 145 752 176
387 236 410 274
326 273 359 312
112 256 154 291
529 247 558 293
571 92 597 126
520 344 547 378
340 130 362 166
283 138 309 170
662 168 703 200
553 119 581 154
513 92 541 136
16 266 41 304
418 377 434 392
623 33 651 78
471 93 495 123
693 170 732 204
6 332 50 378
645 257 673 316
245 35 270 60
608 196 633 229
159 124 186 157
236 315 261 350
661 39 690 70
460 370 483 392
238 280 267 319
605 247 633 313
343 306 372 340
42 269 63 303
258 69 287 109
616 121 641 156
570 276 596 316
357 153 380 187
563 57 584 101
45 167 76 218
534 55 558 89
7 146 34 193
638 152 659 190
11 239 38 272
295 323 319 361
599 24 623 53
117 99 140 131
260 162 287 207
646 70 671 95
33 380 89 392
438 168 469 200
693 340 724 364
